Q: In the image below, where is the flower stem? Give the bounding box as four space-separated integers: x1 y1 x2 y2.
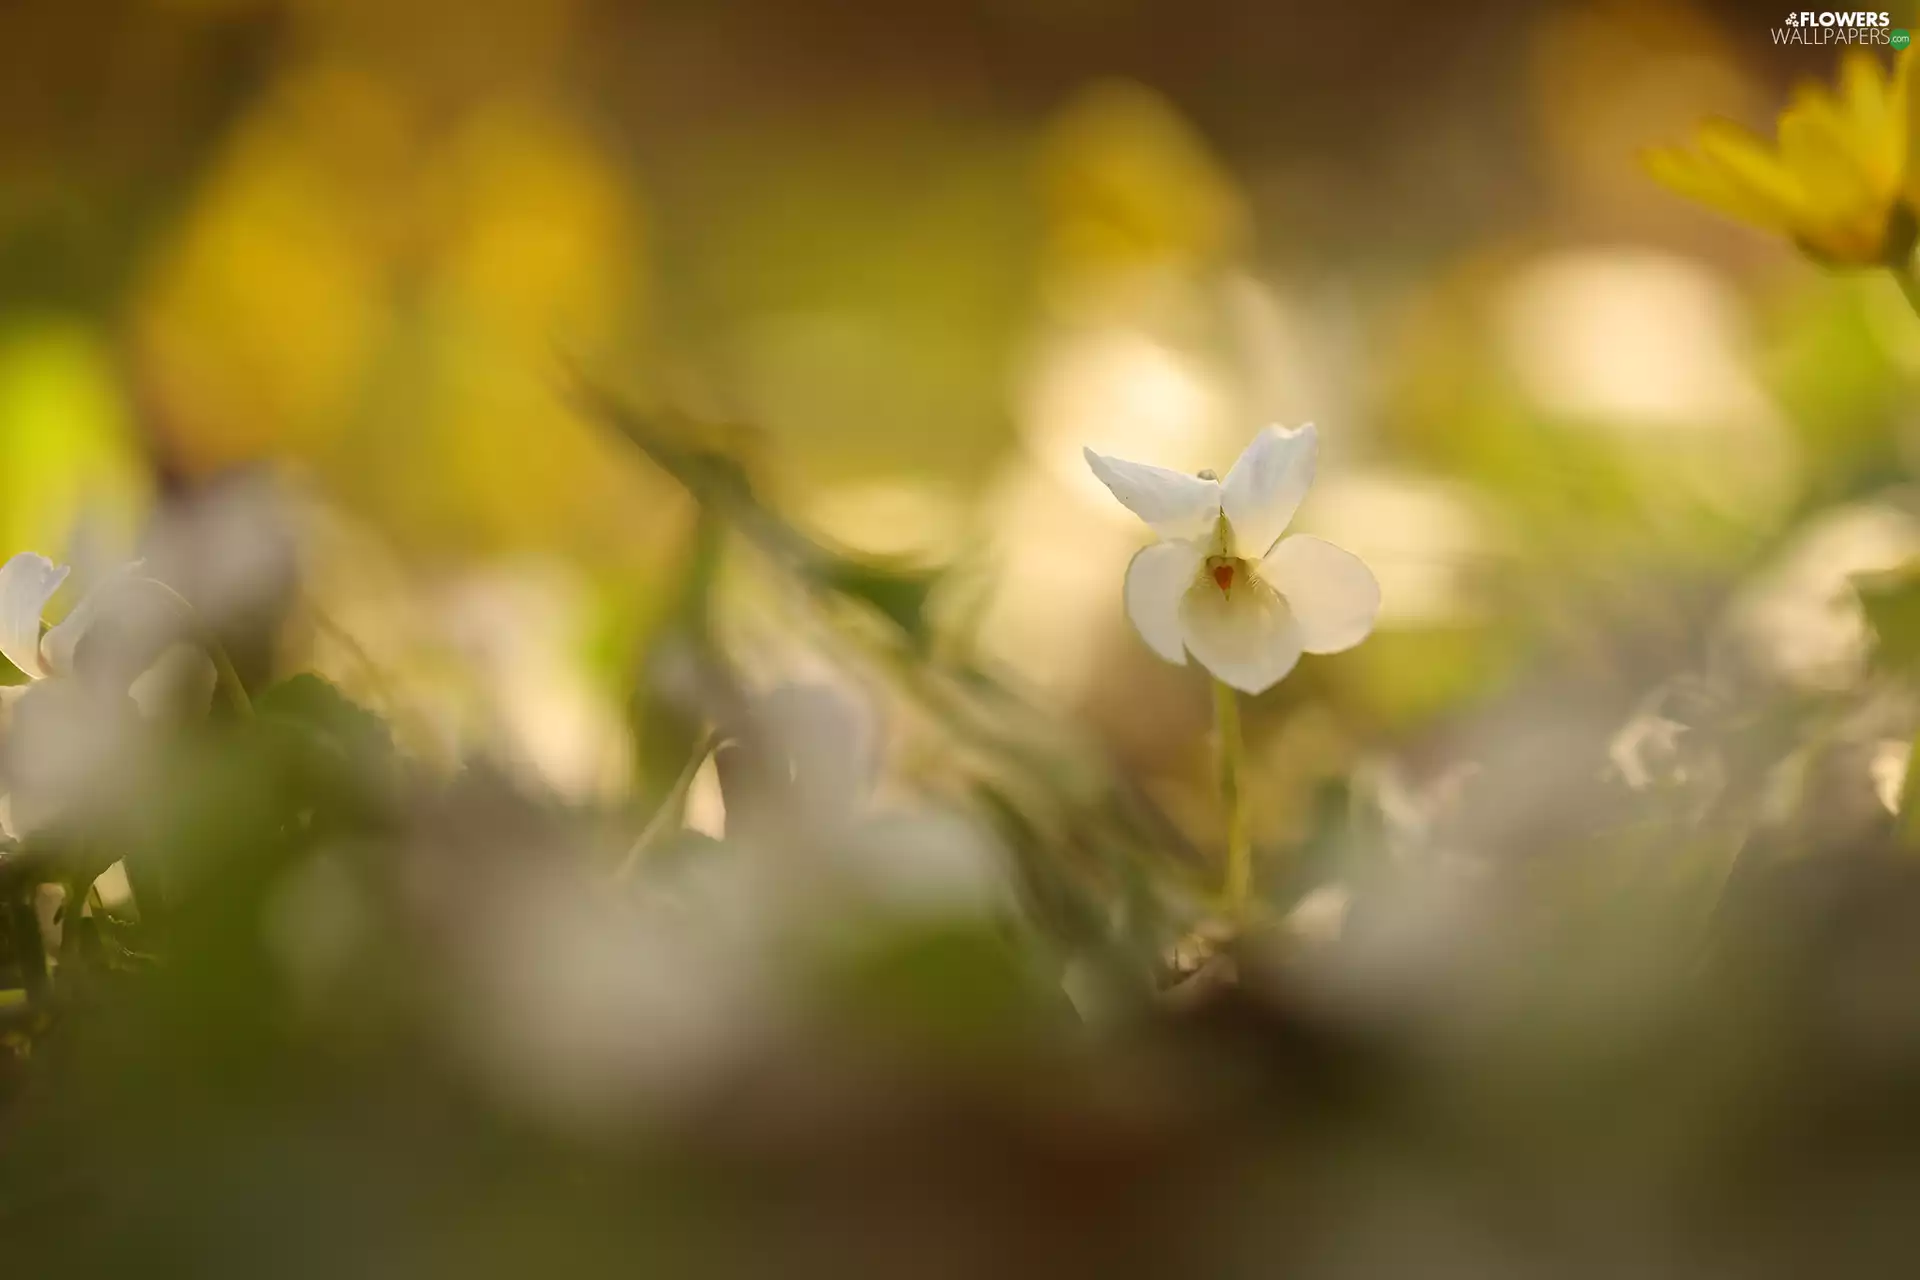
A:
1211 678 1252 914
205 641 253 719
1892 257 1920 319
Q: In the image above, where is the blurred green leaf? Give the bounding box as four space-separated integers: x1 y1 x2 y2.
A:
815 919 1068 1051
589 392 947 649
1858 562 1920 678
809 555 941 649
256 674 395 764
631 508 724 809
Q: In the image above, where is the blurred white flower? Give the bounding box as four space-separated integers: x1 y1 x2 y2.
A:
0 551 212 838
0 551 210 710
1723 502 1920 689
1084 424 1380 693
1607 708 1689 791
0 551 106 682
1285 881 1354 946
1872 738 1911 816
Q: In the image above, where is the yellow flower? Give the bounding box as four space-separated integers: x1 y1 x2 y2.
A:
1645 50 1919 267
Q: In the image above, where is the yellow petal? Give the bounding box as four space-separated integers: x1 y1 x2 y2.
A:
1778 91 1876 205
1838 51 1902 191
1777 94 1890 260
1900 47 1920 196
1643 144 1794 230
1695 120 1813 220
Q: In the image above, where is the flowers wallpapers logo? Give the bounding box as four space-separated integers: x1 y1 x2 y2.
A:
1776 10 1896 44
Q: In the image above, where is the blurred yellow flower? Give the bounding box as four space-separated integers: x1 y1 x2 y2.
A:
1039 81 1247 283
1645 50 1918 267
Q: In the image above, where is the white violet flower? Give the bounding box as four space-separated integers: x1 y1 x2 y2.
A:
0 551 120 683
0 551 217 838
1085 424 1380 694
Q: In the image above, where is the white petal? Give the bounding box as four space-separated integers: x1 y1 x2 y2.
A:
1261 535 1380 654
40 561 153 678
1083 448 1221 541
1220 424 1316 558
1124 541 1202 664
0 553 68 680
1178 577 1303 694
3 678 142 838
39 603 92 679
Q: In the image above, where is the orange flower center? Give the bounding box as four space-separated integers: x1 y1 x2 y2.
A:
1211 562 1235 593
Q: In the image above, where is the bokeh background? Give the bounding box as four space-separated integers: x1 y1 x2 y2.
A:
11 0 1920 1274
10 0 1906 796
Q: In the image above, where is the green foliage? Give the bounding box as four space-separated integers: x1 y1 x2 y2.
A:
813 919 1071 1052
256 673 396 764
807 555 943 650
1858 560 1920 677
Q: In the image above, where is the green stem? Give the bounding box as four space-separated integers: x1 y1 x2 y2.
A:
614 730 716 881
1212 679 1251 913
204 640 253 719
1892 257 1920 319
